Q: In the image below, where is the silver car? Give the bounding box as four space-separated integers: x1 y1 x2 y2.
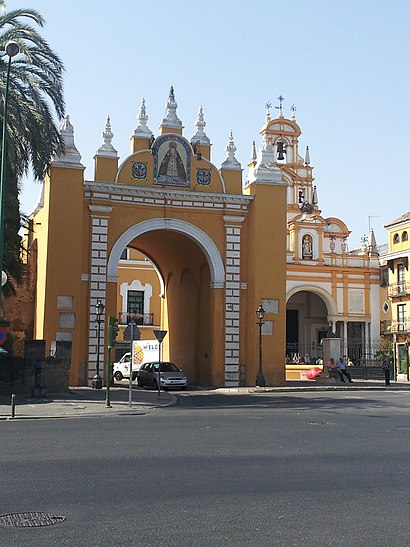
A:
137 361 187 390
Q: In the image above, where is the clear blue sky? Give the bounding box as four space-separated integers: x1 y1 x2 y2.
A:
17 0 410 248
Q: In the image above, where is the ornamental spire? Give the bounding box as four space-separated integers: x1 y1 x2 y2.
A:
134 97 153 137
160 85 182 128
304 146 311 165
190 105 210 145
96 115 118 157
251 140 257 162
220 130 241 170
53 115 82 166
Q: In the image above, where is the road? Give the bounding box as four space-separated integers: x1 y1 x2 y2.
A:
1 390 410 546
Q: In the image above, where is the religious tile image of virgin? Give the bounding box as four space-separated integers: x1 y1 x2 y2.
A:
153 135 191 187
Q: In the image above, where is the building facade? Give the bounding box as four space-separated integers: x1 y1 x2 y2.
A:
380 212 410 375
24 89 382 386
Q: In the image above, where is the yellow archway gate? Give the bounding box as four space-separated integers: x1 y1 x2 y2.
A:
30 93 288 387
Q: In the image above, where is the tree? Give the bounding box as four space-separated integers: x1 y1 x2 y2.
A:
0 1 65 293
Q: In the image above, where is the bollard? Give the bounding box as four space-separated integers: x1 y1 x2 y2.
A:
11 393 15 418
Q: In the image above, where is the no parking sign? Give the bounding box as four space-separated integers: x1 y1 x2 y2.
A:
0 327 7 346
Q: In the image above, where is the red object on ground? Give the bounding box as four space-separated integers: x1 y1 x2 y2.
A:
306 367 322 380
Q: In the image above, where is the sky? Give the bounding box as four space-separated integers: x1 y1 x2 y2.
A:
15 0 410 248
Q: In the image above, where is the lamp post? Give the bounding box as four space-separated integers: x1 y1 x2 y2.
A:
153 329 167 397
0 41 19 296
93 299 104 389
256 304 266 387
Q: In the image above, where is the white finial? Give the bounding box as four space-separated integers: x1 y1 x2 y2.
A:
251 140 257 162
53 114 82 166
312 185 318 205
96 115 118 157
304 146 310 165
190 105 210 145
134 97 153 137
221 130 241 170
368 228 378 255
161 85 182 128
265 101 272 122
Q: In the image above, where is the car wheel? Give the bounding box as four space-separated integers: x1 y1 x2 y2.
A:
132 373 137 381
114 371 123 381
152 379 158 390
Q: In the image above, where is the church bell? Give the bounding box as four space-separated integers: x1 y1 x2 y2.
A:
277 141 286 161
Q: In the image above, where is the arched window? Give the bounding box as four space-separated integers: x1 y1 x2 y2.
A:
402 231 408 242
393 233 400 244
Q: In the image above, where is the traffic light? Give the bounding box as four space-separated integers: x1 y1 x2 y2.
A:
108 315 119 349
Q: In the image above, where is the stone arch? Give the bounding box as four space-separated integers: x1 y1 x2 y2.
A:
107 218 225 288
286 285 337 317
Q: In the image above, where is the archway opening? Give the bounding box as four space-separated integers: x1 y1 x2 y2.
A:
113 228 213 386
286 291 329 363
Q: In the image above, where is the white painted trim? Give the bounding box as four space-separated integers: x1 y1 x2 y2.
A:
107 218 225 287
286 284 338 317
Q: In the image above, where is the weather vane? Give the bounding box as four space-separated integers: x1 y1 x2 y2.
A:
291 104 296 119
276 95 284 116
265 101 272 117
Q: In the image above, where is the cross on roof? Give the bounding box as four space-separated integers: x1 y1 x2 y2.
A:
276 95 284 116
265 101 272 117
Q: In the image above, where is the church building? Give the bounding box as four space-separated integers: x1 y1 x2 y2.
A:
24 88 381 386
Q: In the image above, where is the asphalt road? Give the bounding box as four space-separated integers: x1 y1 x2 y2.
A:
1 390 410 546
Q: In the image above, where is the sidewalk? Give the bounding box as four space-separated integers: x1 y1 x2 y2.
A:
0 386 176 420
1 379 409 420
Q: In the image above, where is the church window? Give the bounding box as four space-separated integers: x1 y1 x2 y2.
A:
402 231 408 242
393 233 399 244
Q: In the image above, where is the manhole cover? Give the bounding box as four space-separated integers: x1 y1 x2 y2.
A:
0 512 65 527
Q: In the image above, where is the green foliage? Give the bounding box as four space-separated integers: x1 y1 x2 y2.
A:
0 3 65 292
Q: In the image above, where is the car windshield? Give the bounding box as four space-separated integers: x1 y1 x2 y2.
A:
153 362 180 373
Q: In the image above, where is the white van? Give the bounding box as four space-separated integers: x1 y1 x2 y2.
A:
113 340 160 381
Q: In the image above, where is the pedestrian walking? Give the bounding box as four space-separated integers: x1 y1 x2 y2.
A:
382 356 391 386
337 355 353 383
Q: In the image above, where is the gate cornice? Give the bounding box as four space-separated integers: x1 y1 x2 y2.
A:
107 218 225 288
84 180 253 210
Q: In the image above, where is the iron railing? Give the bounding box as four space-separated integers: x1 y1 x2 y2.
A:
387 282 409 298
118 312 154 326
380 320 410 334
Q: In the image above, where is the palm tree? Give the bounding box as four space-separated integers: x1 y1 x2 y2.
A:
0 1 65 293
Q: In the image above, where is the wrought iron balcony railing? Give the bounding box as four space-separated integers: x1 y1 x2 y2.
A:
380 320 410 334
387 282 410 298
118 312 154 326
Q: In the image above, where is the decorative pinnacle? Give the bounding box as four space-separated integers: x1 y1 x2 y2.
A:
291 104 296 120
161 85 182 127
251 140 257 162
134 97 152 137
276 95 284 117
191 105 210 145
265 101 272 121
97 115 118 157
304 146 311 165
221 130 241 170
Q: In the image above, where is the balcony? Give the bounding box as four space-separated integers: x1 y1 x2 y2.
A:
118 312 154 326
380 320 410 335
387 282 410 298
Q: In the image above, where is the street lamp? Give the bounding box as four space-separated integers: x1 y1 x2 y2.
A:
256 304 266 387
93 299 105 389
0 41 19 296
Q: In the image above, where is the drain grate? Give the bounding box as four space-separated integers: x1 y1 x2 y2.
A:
0 512 65 527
